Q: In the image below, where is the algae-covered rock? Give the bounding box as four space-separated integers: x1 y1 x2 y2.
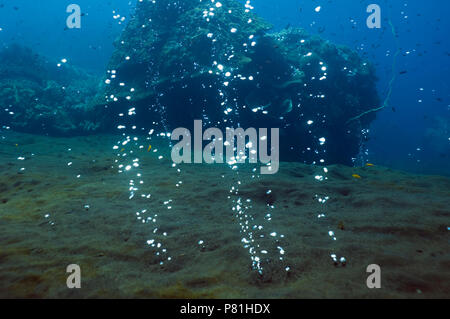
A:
98 0 272 103
0 44 100 135
99 0 380 164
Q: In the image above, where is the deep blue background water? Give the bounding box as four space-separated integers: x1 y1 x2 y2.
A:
0 0 448 175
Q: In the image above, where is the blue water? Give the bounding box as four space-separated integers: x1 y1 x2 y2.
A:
0 0 448 175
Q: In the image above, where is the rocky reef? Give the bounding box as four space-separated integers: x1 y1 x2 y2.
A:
0 44 100 135
98 0 380 164
2 0 380 164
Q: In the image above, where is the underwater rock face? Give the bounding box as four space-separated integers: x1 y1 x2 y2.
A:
1 0 380 165
98 0 380 164
0 44 100 135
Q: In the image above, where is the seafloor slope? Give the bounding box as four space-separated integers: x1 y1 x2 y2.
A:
0 132 449 298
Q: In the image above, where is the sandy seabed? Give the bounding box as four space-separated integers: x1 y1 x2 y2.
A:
0 132 449 298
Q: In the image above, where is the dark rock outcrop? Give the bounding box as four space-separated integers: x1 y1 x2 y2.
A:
2 0 380 164
97 0 380 164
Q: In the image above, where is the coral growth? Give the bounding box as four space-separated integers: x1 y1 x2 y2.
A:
0 44 100 135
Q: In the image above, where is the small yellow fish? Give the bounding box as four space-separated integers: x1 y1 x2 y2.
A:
352 174 362 179
365 163 374 167
120 148 125 152
147 145 152 152
15 144 18 147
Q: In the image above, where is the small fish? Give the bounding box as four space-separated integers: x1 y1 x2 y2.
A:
352 174 362 179
399 70 408 75
365 163 374 167
147 145 152 152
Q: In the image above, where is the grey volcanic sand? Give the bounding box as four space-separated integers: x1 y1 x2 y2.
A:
0 132 449 298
